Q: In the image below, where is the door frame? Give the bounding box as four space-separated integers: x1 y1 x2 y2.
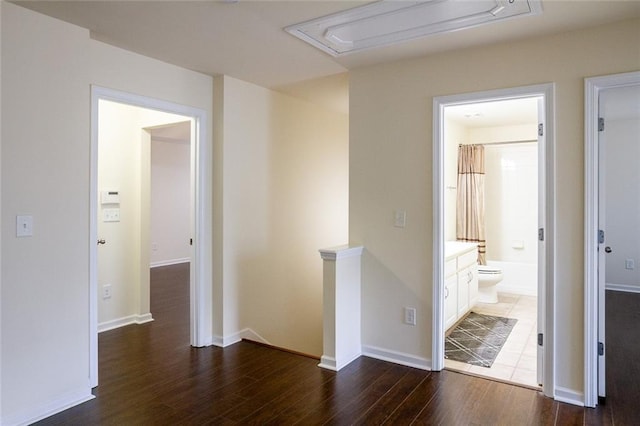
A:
89 85 212 387
584 70 640 408
432 83 556 398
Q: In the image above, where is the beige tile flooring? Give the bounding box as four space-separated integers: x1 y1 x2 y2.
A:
445 292 540 388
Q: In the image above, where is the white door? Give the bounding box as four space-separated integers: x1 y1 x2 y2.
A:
597 84 640 400
536 96 546 386
597 92 607 399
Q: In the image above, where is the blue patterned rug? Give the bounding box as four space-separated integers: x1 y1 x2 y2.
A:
445 312 517 368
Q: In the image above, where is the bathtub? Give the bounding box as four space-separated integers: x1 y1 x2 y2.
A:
488 260 538 296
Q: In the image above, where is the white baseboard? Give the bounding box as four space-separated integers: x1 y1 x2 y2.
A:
318 355 338 371
318 351 362 371
3 387 94 426
555 386 584 407
98 313 154 333
212 328 269 348
150 258 190 268
361 345 431 371
606 283 640 294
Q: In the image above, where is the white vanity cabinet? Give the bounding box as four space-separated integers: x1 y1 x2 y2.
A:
444 242 479 330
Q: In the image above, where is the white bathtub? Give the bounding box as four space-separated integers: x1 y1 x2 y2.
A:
488 260 538 297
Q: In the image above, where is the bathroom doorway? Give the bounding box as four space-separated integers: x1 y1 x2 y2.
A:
442 97 539 387
432 84 555 397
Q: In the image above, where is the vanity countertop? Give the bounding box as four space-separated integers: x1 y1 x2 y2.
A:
445 241 478 260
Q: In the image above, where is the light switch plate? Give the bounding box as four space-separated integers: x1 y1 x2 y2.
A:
16 215 33 237
103 208 120 222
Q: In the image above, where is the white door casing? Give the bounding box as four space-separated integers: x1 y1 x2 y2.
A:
89 86 212 388
584 71 640 408
433 83 555 398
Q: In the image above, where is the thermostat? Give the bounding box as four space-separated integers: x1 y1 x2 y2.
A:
101 190 120 205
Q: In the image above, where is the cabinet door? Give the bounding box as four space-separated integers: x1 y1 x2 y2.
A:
444 275 458 330
457 269 469 317
467 265 478 308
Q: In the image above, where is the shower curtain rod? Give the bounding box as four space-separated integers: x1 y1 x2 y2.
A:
459 140 537 147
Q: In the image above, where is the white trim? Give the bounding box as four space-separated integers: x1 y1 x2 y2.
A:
361 344 430 370
212 328 269 348
433 83 556 398
3 388 94 426
554 387 585 407
319 245 364 261
90 85 213 388
150 258 190 268
97 314 154 333
318 356 339 371
605 283 640 294
584 71 640 408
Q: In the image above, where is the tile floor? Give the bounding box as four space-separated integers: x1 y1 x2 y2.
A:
444 292 540 388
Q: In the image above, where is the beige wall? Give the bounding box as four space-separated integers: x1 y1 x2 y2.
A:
1 3 213 423
1 3 91 422
350 19 640 397
216 75 349 356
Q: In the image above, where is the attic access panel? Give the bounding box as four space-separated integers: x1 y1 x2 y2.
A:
285 0 543 57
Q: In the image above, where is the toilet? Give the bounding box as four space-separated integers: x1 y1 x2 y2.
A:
477 265 503 303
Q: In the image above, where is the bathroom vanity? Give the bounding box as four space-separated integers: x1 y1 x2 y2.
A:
444 242 479 330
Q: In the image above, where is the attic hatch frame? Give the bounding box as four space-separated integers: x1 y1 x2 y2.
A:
285 0 543 57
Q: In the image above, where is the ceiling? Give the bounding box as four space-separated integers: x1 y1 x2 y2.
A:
13 1 640 110
446 97 539 128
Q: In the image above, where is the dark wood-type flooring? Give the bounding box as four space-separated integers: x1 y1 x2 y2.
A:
37 264 638 424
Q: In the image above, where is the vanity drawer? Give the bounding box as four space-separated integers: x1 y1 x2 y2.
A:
444 258 457 278
458 249 478 269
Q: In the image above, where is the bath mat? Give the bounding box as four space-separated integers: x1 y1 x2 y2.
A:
445 312 517 368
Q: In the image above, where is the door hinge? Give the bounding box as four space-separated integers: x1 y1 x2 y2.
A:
598 117 605 132
538 123 544 137
538 333 543 346
538 228 544 241
598 341 604 356
190 238 193 246
598 230 605 244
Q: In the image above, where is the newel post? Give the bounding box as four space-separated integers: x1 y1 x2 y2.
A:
318 245 364 371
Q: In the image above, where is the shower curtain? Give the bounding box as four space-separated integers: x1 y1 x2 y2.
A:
456 144 486 265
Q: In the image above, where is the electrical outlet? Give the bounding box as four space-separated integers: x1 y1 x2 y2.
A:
625 259 635 270
394 210 407 228
404 307 416 326
103 284 112 299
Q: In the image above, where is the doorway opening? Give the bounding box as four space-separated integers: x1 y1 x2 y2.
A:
433 84 555 398
442 97 540 388
89 86 211 388
584 71 640 408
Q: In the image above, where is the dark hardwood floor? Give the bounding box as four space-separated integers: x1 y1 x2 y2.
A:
36 265 636 425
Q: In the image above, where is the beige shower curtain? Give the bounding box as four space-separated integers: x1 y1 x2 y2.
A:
456 144 486 265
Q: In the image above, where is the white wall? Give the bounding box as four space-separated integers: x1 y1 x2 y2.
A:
215 75 349 356
1 4 92 423
484 142 538 264
350 18 640 398
1 3 213 423
98 100 190 327
605 117 640 290
150 129 191 267
484 142 538 296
